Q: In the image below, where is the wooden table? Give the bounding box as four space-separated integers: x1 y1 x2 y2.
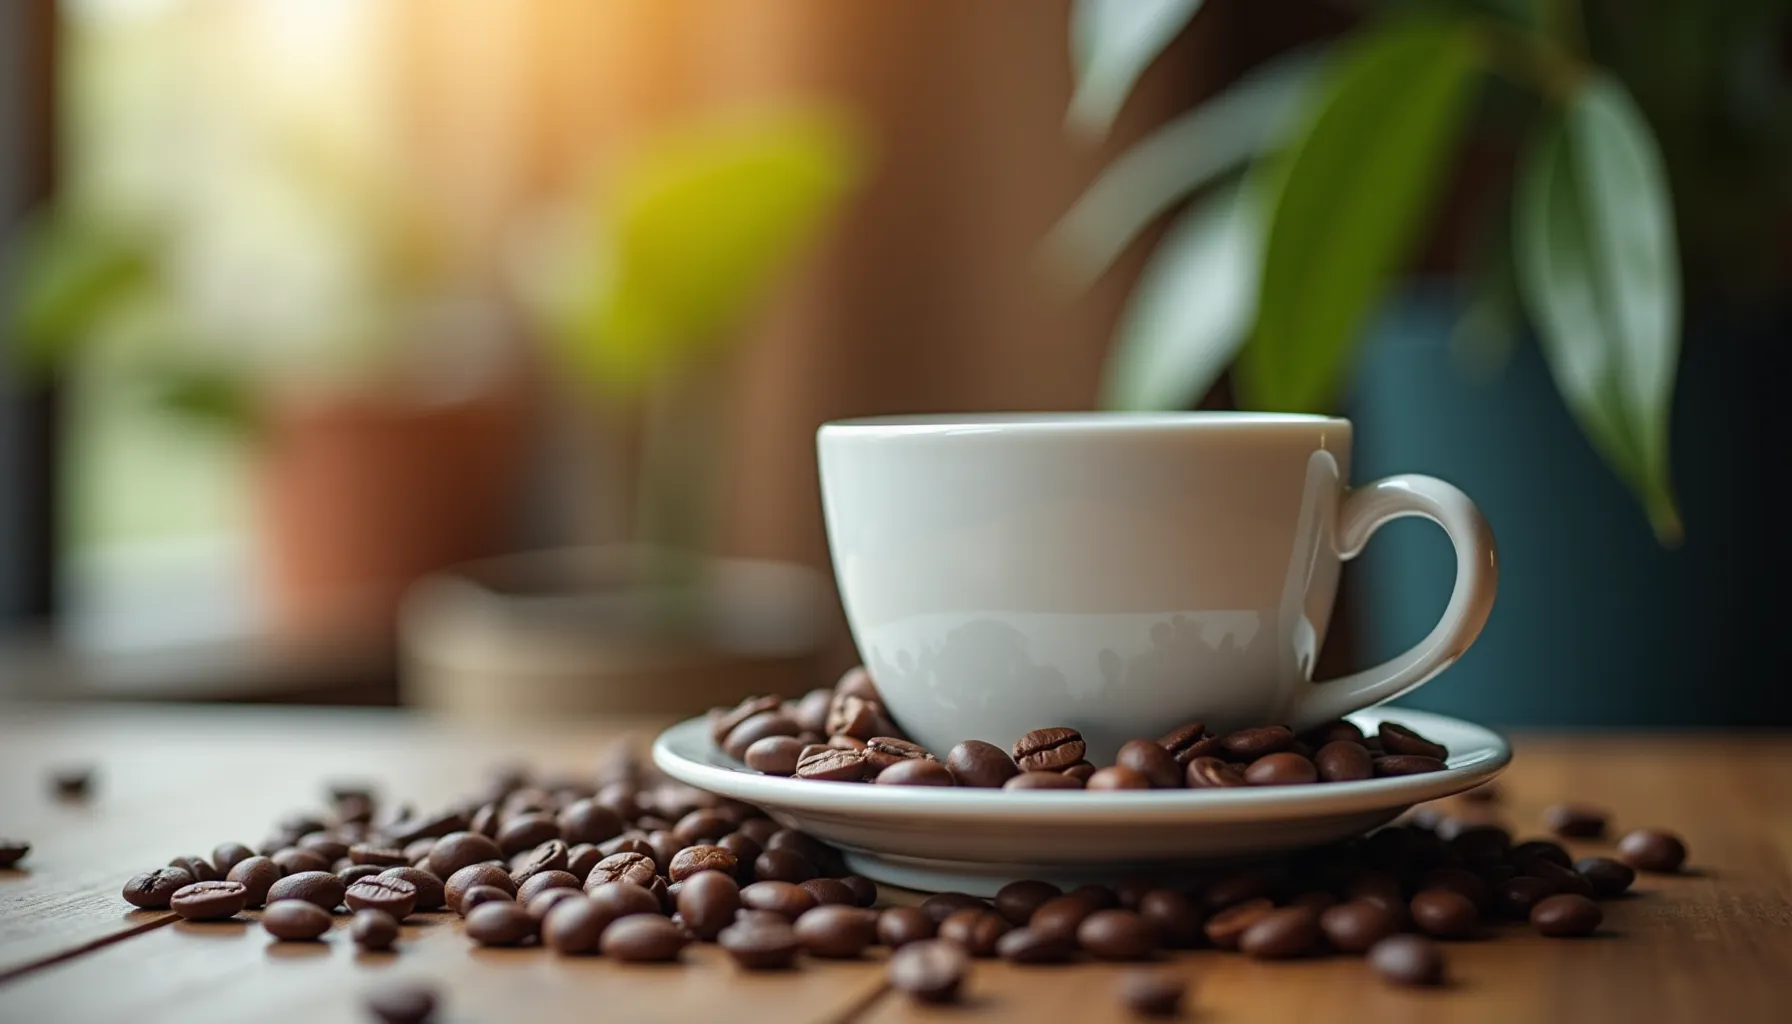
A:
2 704 1789 1023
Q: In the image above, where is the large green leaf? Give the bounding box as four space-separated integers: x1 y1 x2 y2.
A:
1239 21 1482 412
4 211 156 371
1068 0 1207 140
1046 49 1321 291
1515 74 1682 541
1101 184 1259 410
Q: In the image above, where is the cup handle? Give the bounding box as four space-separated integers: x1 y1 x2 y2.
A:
1285 474 1499 733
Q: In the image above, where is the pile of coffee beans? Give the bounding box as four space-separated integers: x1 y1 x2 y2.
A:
712 668 1450 789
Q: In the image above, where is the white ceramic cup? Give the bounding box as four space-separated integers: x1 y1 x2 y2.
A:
817 412 1498 765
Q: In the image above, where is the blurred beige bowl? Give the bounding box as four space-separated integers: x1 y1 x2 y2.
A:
400 547 831 718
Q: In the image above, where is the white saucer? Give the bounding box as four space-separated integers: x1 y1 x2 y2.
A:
651 708 1510 896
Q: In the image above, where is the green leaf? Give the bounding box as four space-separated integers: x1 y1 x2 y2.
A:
1101 184 1259 410
147 367 261 437
1514 74 1682 542
4 211 157 371
1046 49 1322 290
1239 20 1483 413
1068 0 1207 140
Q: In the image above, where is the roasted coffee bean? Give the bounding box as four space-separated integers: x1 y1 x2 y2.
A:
262 899 332 941
210 842 254 876
1221 725 1295 759
994 880 1062 927
795 905 878 958
1077 908 1157 960
350 909 400 951
1162 731 1225 767
466 900 538 947
601 913 689 961
1138 889 1203 948
1304 719 1366 747
349 844 409 868
1003 770 1084 790
672 809 731 846
1544 802 1608 839
169 880 248 921
364 981 437 1024
793 746 870 783
1028 895 1100 941
566 843 603 882
556 799 624 845
921 891 987 923
1086 766 1151 790
469 804 500 838
512 839 570 882
1370 934 1445 986
1245 752 1318 786
1520 856 1596 898
403 839 437 865
345 876 418 919
677 871 740 939
1575 856 1636 899
719 919 801 969
1186 757 1247 788
888 940 968 1004
878 906 938 948
1069 884 1120 910
1314 740 1374 782
1118 971 1186 1018
1511 838 1573 868
528 887 585 921
1202 898 1274 949
792 688 835 735
741 880 817 920
764 828 836 868
496 814 560 858
714 695 783 746
840 874 878 908
827 736 867 752
1240 905 1320 959
379 867 445 913
1111 876 1152 912
938 908 1010 957
1157 721 1207 757
876 759 956 786
267 871 345 912
459 885 514 915
753 849 817 884
826 694 894 741
800 877 857 907
1410 889 1478 939
945 741 1020 788
445 863 515 913
834 665 881 701
644 831 684 875
515 870 582 906
1373 755 1447 776
1202 869 1275 911
1115 739 1184 788
1012 727 1086 771
271 848 331 875
1531 893 1603 937
744 736 806 776
542 897 610 955
1379 722 1447 760
1421 866 1493 914
668 845 737 883
1061 761 1097 782
426 832 503 880
588 879 660 920
864 737 933 771
1617 828 1687 873
297 834 348 863
1495 876 1557 919
123 867 194 910
995 927 1075 963
227 857 280 908
385 808 467 847
1320 899 1399 954
338 864 385 889
585 852 657 890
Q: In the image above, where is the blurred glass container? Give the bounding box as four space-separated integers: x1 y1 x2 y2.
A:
399 547 830 717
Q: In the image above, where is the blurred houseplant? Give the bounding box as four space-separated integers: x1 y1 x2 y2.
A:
1053 1 1792 723
398 106 867 717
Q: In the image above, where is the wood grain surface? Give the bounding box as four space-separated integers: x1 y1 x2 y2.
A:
2 704 1789 1023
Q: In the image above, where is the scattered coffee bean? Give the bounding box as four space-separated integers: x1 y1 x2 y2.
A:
1078 909 1157 960
945 741 1020 788
1320 900 1399 953
724 711 803 761
889 940 968 1004
168 855 220 883
585 852 656 890
267 871 345 912
1495 876 1557 919
170 880 248 921
1511 838 1573 869
1245 752 1318 786
511 839 570 882
602 914 689 962
677 871 740 940
743 736 806 776
1370 934 1445 986
1115 739 1183 788
1531 893 1602 937
1202 869 1274 910
1575 856 1636 899
994 926 1074 963
1062 761 1097 782
1013 728 1087 771
263 899 332 941
1222 725 1295 759
667 844 736 883
1137 889 1203 947
0 839 30 870
589 880 661 922
427 832 503 879
1421 866 1493 914
222 857 278 909
1617 828 1687 873
1003 769 1083 790
351 909 400 951
794 746 870 783
378 867 445 913
938 907 1011 956
466 900 538 946
994 880 1062 926
1240 905 1320 959
719 919 801 969
864 736 933 770
1087 766 1151 790
1410 889 1478 939
1186 757 1247 788
754 849 817 884
542 897 610 955
1314 741 1373 782
876 759 956 786
1379 722 1447 760
1520 855 1596 898
1028 895 1096 941
514 870 580 907
338 865 383 889
801 877 857 907
527 887 585 921
297 834 348 863
210 842 254 876
921 891 987 923
1203 898 1274 949
840 874 878 908
878 906 937 947
1544 803 1608 839
1118 971 1186 1018
459 885 514 915
123 867 194 910
364 981 437 1024
713 696 783 745
795 904 878 958
741 881 817 920
345 876 418 919
1374 755 1448 776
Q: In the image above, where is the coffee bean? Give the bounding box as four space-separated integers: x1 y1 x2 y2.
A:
1118 971 1186 1018
713 695 783 744
379 867 445 913
826 694 894 741
267 871 345 912
297 834 349 863
1617 828 1687 873
668 845 737 883
754 849 817 884
1012 727 1086 771
1379 722 1447 760
542 897 610 955
122 867 194 910
938 907 1010 956
515 870 582 906
469 804 500 838
878 906 938 948
794 746 870 783
744 736 806 776
1370 934 1445 986
795 904 878 958
676 870 740 939
1304 719 1366 747
262 899 333 941
1077 908 1157 960
1240 905 1320 959
994 880 1062 926
888 940 968 1004
672 809 730 846
1111 876 1153 912
587 879 660 919
426 832 503 879
1410 889 1478 939
945 741 1020 788
169 880 247 921
1202 898 1273 948
1314 740 1374 782
1373 755 1447 776
1531 892 1602 937
346 876 418 919
1202 869 1275 910
337 865 384 889
1138 889 1203 947
876 759 957 786
1511 838 1573 868
719 919 801 969
272 848 331 875
1319 899 1399 953
1157 721 1207 759
864 737 933 771
1186 757 1247 788
459 885 514 915
1575 856 1636 899
385 808 468 847
1061 762 1097 782
1003 770 1084 790
839 874 878 908
364 981 437 1024
800 877 857 907
328 908 389 954
527 887 585 921
555 799 624 846
445 863 515 913
1542 802 1608 839
496 813 560 858
1245 752 1318 786
512 839 570 884
1086 766 1151 790
0 839 30 870
1495 876 1557 919
1116 739 1183 788
349 844 409 868
740 880 817 920
792 688 834 735
1069 883 1120 910
601 913 689 961
403 839 436 866
585 852 656 890
995 926 1075 963
921 891 987 923
466 900 538 946
226 857 280 908
1520 855 1596 898
1221 725 1294 759
209 842 254 876
827 736 867 752
1421 866 1493 914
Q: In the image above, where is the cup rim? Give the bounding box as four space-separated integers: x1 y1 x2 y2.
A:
821 411 1348 436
